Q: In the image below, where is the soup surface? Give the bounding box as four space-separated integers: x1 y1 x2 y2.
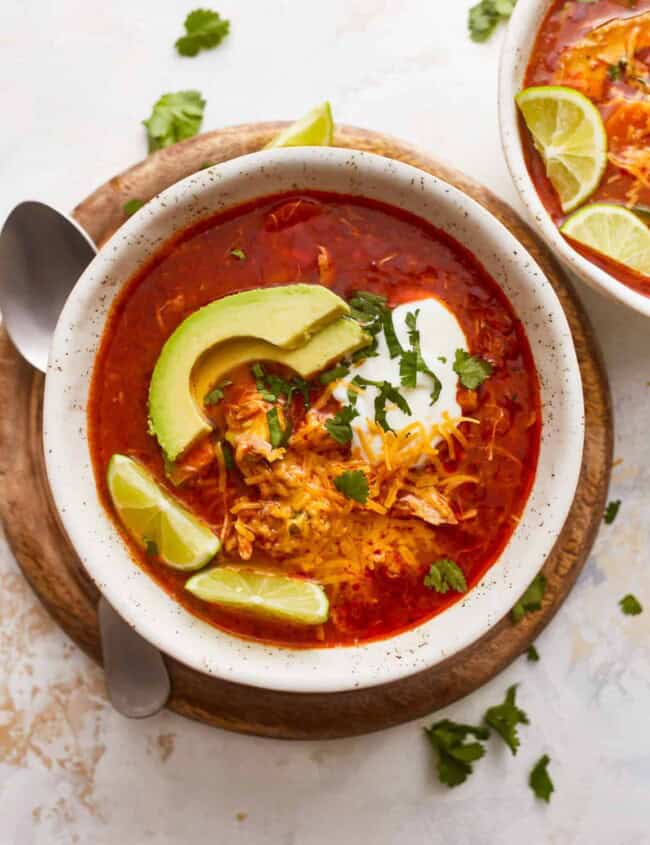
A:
89 191 541 647
523 0 650 292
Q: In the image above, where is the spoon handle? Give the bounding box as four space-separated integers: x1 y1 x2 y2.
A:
98 596 171 718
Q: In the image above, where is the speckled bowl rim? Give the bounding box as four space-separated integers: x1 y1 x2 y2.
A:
43 147 584 694
498 0 650 317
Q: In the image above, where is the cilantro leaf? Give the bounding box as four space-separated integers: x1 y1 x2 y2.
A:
353 376 411 432
221 440 235 470
424 559 468 594
123 199 145 218
319 364 350 385
204 380 232 406
401 309 442 404
175 9 230 57
529 755 554 803
143 90 206 152
484 685 529 755
399 350 418 388
620 594 643 615
348 290 388 335
230 248 246 261
453 348 493 390
266 407 292 448
252 364 310 408
604 499 621 524
526 644 540 662
511 574 547 623
382 309 403 359
334 470 369 504
468 0 516 43
325 406 359 445
425 720 490 788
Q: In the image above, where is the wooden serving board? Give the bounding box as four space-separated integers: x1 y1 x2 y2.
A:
0 124 612 739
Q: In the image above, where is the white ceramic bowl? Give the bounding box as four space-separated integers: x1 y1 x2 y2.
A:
43 147 584 694
499 0 650 317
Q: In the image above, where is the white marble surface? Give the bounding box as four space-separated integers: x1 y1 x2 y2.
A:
1 1 649 842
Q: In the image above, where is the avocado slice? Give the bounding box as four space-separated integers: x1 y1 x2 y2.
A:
149 284 367 461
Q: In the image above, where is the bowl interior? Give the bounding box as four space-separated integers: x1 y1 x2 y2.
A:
499 0 650 317
43 147 584 693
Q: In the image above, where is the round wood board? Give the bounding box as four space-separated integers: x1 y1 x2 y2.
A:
0 124 612 739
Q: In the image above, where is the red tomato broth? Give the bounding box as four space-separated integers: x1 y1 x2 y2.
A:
88 191 541 648
521 0 650 294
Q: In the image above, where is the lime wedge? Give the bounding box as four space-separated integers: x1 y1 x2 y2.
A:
264 101 333 148
185 567 329 625
561 203 650 277
107 454 220 571
516 85 607 212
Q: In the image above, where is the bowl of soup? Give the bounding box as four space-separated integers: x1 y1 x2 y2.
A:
43 147 584 693
500 0 650 315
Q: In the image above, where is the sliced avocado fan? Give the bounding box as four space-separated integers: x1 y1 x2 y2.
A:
148 284 369 461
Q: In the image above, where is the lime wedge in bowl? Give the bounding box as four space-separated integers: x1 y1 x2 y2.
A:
265 101 334 148
516 85 607 213
186 567 329 625
107 453 220 571
561 203 650 277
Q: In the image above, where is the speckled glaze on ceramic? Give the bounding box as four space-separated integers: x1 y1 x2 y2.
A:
43 147 584 694
499 0 650 317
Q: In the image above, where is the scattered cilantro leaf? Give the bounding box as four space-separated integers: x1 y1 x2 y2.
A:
620 594 643 615
251 363 275 402
529 755 554 803
399 350 418 388
251 363 310 408
221 440 235 470
354 376 411 432
604 499 621 524
425 720 490 788
348 290 388 335
526 644 540 662
175 9 230 57
143 90 206 153
230 248 246 260
144 538 158 557
267 407 292 448
334 469 369 504
438 355 447 364
424 559 468 594
325 405 359 445
484 685 529 755
319 364 350 385
382 309 403 359
608 60 626 81
401 309 442 404
469 0 516 43
453 348 493 390
123 199 145 218
203 380 232 406
511 574 547 623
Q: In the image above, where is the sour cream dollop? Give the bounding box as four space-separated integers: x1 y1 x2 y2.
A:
332 297 468 464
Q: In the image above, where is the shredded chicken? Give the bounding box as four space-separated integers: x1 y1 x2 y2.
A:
393 489 458 526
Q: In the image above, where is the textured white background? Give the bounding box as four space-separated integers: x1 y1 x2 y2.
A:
1 2 649 843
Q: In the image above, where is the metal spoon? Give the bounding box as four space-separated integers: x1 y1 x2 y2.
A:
0 200 171 718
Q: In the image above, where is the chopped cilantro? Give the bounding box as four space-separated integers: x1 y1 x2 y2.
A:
221 440 235 470
143 90 206 152
468 0 516 43
453 348 493 390
204 380 232 406
266 407 292 448
252 363 310 408
144 538 158 557
200 161 216 170
348 290 388 334
529 755 554 803
604 499 621 524
334 470 369 504
382 309 403 359
175 9 230 57
325 405 359 445
354 376 411 432
425 720 490 788
319 364 350 385
123 199 145 218
424 559 468 594
620 594 643 615
484 685 529 755
511 574 547 623
230 248 246 260
438 355 447 364
401 310 442 404
608 60 626 81
526 644 540 662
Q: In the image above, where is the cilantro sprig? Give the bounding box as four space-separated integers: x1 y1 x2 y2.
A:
511 573 547 623
423 559 468 594
484 685 529 755
620 594 643 616
353 376 412 432
175 9 230 57
325 406 359 445
469 0 516 43
400 310 442 404
334 470 369 504
529 755 554 803
453 349 493 390
425 720 490 787
143 90 206 152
